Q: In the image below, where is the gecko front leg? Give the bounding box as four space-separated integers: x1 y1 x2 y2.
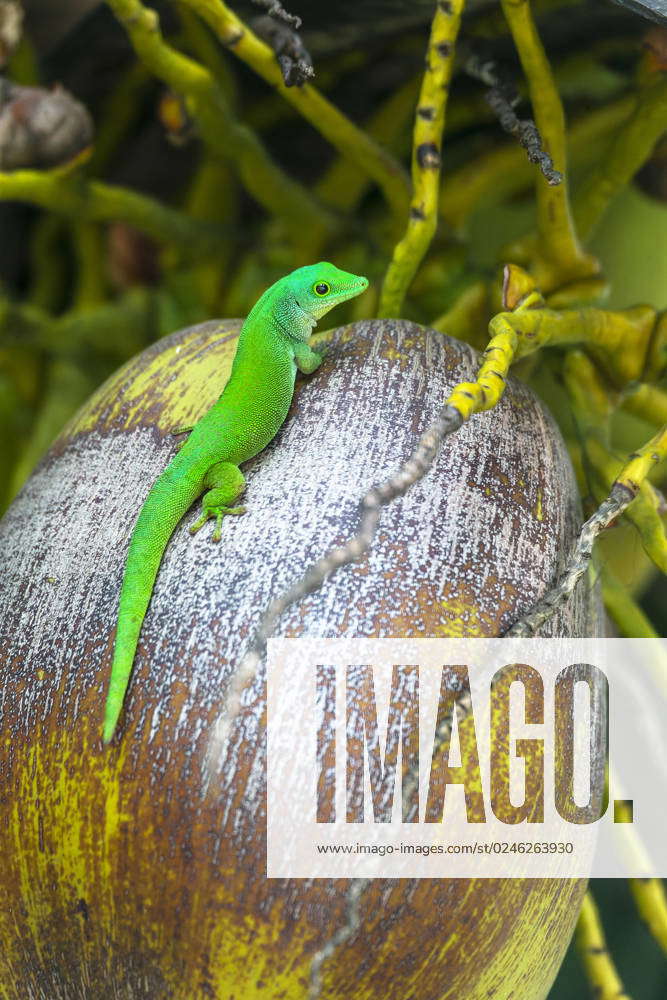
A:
293 340 325 375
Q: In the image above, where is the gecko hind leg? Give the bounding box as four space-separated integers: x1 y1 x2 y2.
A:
190 462 246 542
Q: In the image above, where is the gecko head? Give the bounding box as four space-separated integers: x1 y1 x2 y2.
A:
288 262 369 326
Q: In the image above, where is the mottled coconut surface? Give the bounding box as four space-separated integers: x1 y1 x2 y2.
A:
0 319 602 1000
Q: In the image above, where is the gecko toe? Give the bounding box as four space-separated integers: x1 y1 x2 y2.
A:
192 505 246 541
190 512 209 535
227 505 246 516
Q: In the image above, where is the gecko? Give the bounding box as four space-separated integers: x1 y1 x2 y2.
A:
103 262 369 743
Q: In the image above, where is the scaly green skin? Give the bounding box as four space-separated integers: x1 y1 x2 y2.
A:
103 263 368 743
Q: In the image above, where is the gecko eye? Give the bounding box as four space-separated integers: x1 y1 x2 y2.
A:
314 282 330 296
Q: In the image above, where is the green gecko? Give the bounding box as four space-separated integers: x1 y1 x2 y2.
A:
103 263 368 744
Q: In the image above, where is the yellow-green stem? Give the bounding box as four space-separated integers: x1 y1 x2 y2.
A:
602 566 659 638
183 155 238 309
575 892 632 1000
378 0 465 318
316 75 421 214
72 222 107 308
430 282 490 349
27 214 66 311
179 0 410 228
575 75 667 240
622 384 667 429
0 169 225 258
629 878 667 955
104 0 334 246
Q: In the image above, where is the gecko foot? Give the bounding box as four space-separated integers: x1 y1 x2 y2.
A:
171 424 194 436
190 505 247 542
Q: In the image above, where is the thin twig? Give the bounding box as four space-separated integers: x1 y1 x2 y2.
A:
251 14 314 87
505 484 634 637
464 52 562 185
251 0 301 29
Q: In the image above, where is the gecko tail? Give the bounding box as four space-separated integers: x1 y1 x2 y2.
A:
103 475 201 744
